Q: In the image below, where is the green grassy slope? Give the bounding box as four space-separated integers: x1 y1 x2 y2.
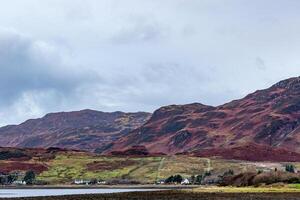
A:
36 152 296 184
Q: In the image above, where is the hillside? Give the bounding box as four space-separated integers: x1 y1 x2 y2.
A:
2 77 300 161
107 77 300 160
0 147 295 184
0 110 151 152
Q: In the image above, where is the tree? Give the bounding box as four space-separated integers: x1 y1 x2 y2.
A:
204 171 211 177
7 174 17 184
190 175 195 184
0 176 6 185
165 175 183 184
286 165 295 173
90 178 98 185
165 175 174 184
173 175 183 183
23 171 35 185
195 175 203 185
223 169 234 177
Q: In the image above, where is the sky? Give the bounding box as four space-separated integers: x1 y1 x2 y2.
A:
1 0 300 126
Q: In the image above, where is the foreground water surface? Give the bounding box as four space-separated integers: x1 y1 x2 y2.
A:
0 188 160 198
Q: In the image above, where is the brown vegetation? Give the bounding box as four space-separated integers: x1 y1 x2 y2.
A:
186 143 300 162
0 162 48 174
109 77 300 161
221 171 300 187
86 160 138 171
0 110 150 152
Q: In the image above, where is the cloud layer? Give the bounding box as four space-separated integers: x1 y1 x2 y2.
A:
1 0 300 125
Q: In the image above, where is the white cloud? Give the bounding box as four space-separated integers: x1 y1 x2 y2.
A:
1 0 300 125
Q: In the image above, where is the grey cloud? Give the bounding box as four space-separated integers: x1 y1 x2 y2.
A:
1 0 300 125
0 29 100 124
0 29 101 124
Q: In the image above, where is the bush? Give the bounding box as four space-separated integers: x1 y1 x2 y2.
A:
90 178 98 185
195 175 204 185
220 172 256 187
34 180 49 185
106 179 141 185
165 175 183 184
23 170 36 185
221 171 300 186
286 164 296 173
0 150 29 160
223 169 234 177
7 174 17 184
204 171 212 177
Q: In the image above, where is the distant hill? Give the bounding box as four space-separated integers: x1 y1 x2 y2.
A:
0 110 151 152
3 77 300 161
107 77 300 161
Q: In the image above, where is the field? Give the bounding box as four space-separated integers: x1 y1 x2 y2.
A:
0 149 298 184
37 154 247 184
31 152 298 184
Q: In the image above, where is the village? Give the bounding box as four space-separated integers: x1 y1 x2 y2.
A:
72 164 299 186
0 164 298 186
0 171 35 185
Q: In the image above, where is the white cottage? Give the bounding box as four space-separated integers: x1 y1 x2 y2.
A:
181 178 190 185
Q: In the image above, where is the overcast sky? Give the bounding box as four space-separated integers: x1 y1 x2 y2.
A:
1 0 300 126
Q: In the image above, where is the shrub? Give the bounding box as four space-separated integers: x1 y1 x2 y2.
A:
286 164 296 173
23 170 36 185
221 171 300 186
195 175 203 184
165 175 183 184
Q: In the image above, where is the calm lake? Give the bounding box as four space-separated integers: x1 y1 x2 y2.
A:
0 188 160 198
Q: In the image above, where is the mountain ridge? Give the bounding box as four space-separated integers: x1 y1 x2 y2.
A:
1 77 300 161
106 76 300 160
0 109 151 151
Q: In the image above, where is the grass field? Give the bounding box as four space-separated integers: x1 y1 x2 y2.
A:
34 152 300 184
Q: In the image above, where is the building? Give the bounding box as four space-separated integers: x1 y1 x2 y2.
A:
74 179 90 185
181 178 190 185
156 179 165 184
13 180 26 185
97 180 106 185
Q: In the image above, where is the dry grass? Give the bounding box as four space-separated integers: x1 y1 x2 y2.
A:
34 153 300 184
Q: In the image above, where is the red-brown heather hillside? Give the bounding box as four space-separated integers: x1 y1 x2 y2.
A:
2 77 300 161
107 77 300 161
0 110 151 152
0 147 88 174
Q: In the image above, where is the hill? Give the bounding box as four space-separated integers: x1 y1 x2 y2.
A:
0 147 296 185
0 110 151 152
2 77 300 161
107 77 300 161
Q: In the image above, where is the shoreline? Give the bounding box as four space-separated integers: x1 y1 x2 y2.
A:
2 190 300 200
1 186 300 199
0 184 195 190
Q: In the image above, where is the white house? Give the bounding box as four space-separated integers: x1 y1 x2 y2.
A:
13 180 26 185
156 179 165 184
74 179 90 185
181 178 190 185
97 180 106 185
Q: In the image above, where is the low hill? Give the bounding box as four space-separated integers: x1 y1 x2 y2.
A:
0 110 151 152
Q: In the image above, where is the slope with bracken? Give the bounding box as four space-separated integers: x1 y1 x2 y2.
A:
0 110 151 152
107 77 300 161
